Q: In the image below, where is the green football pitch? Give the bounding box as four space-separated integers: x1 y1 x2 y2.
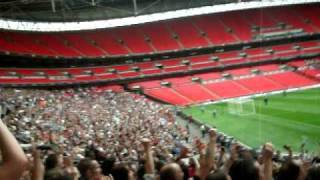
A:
183 88 320 153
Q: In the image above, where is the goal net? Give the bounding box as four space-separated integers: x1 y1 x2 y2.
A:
228 98 256 116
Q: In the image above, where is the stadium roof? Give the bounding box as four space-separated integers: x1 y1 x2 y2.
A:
0 0 319 32
0 0 238 22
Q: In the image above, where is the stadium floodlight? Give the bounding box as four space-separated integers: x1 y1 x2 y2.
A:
0 0 319 32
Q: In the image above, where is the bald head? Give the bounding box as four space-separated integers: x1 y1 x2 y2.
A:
160 163 184 180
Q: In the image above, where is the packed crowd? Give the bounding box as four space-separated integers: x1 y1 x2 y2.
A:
0 87 319 180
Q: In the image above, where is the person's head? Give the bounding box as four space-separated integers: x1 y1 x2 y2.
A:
45 168 73 180
276 161 300 180
306 166 320 180
160 163 184 180
205 171 230 180
101 157 116 175
45 153 63 171
111 165 134 180
63 156 73 167
229 159 260 180
78 159 102 180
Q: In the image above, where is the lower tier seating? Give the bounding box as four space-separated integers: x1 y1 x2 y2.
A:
130 66 319 105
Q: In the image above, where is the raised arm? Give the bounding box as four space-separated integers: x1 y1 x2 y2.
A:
262 143 274 180
0 120 28 180
142 138 155 175
284 145 293 160
31 146 45 180
205 129 217 171
198 129 217 179
224 143 239 174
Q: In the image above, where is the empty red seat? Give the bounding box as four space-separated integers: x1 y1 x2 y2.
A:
295 6 320 29
61 34 105 57
190 55 211 63
269 8 315 33
161 59 182 67
218 12 252 41
119 71 140 78
37 34 81 57
191 62 219 70
166 76 191 85
193 15 237 45
112 65 131 72
302 69 320 79
85 31 129 55
173 83 217 102
114 27 154 54
288 60 307 67
168 20 208 48
236 75 284 93
144 87 191 105
205 80 252 99
130 80 161 89
8 32 57 56
255 64 279 72
226 68 251 76
266 71 317 88
195 72 221 81
141 23 181 51
242 9 277 27
163 66 188 73
141 69 162 75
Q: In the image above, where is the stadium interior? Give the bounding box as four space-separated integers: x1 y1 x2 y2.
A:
0 0 320 180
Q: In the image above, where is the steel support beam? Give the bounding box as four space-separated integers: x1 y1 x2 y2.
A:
51 0 56 13
132 0 138 15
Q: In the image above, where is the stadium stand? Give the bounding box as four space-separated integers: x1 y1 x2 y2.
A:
0 2 320 180
130 62 320 105
0 5 319 58
1 39 319 85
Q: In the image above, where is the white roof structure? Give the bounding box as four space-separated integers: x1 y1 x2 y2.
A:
0 0 319 32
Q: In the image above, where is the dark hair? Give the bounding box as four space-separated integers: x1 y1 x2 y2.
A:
205 171 228 180
45 154 60 171
111 165 130 180
276 161 300 180
229 159 259 180
101 157 116 175
306 166 320 180
160 164 179 180
160 168 176 180
155 160 166 172
77 159 92 179
44 169 72 180
137 165 146 180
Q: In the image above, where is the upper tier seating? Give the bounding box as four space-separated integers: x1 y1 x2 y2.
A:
0 5 319 58
167 19 209 48
141 22 181 52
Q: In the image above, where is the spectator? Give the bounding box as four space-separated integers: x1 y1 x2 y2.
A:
0 119 28 180
0 88 319 180
160 163 184 180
